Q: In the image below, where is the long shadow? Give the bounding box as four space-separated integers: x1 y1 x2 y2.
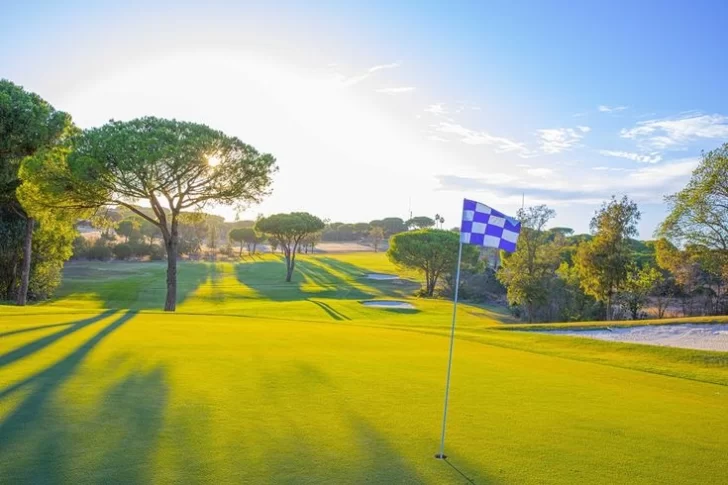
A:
444 459 477 484
234 259 375 302
308 300 351 321
91 366 169 483
1 361 168 483
316 257 417 298
56 261 211 311
0 310 117 368
347 413 425 483
247 362 425 482
0 321 78 339
0 310 136 446
316 256 377 278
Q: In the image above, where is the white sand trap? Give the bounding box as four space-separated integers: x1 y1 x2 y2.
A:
362 300 415 310
538 324 728 352
366 273 399 281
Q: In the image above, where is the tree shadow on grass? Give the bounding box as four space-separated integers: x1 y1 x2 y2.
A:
253 362 427 483
0 310 171 483
308 299 351 321
234 259 376 302
379 307 422 315
346 413 425 483
0 310 117 369
90 366 168 483
316 257 417 299
56 262 211 311
0 321 82 339
0 311 135 443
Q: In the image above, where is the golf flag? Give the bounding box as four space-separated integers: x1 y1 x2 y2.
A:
460 199 521 253
437 198 522 461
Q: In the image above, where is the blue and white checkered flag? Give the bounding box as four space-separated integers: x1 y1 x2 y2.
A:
460 199 521 253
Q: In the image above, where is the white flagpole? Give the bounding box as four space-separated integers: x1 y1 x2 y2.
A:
436 239 464 459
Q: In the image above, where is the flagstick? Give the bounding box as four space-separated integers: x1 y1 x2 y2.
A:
435 240 464 460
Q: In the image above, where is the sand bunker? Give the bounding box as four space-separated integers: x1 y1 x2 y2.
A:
362 300 415 310
366 273 399 281
537 324 728 352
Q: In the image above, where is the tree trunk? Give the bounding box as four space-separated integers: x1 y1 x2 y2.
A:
16 217 34 306
252 242 257 255
239 242 243 257
606 293 612 321
527 302 534 323
285 250 294 282
164 221 179 311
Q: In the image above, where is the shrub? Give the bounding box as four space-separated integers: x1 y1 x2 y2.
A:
28 261 63 300
129 241 151 258
113 243 133 260
88 239 112 260
149 244 165 261
71 236 91 260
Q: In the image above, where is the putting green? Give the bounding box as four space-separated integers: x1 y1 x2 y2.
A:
1 254 727 483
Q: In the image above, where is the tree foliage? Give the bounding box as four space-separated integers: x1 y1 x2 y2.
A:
0 79 77 303
370 217 407 236
659 144 728 250
229 227 264 256
574 196 640 320
497 205 559 322
406 216 436 230
618 264 663 320
255 212 324 281
27 116 277 310
116 219 138 242
387 229 478 297
369 226 385 252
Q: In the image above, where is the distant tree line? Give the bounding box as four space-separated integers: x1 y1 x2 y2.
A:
5 78 728 319
387 145 728 322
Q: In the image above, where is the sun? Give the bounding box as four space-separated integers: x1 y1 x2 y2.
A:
206 154 222 167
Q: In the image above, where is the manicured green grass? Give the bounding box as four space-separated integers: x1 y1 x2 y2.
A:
1 253 727 483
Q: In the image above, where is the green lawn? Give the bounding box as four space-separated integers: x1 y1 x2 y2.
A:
1 253 727 483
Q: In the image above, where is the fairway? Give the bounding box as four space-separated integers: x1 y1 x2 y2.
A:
2 253 727 484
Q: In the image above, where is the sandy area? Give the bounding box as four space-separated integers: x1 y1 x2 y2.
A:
315 242 378 253
362 300 415 309
540 324 728 352
366 273 399 281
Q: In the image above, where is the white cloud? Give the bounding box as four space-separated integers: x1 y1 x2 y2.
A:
577 125 591 133
336 61 401 86
526 167 554 177
598 105 628 113
428 135 448 142
536 127 586 154
599 149 662 164
628 159 697 184
436 158 697 205
425 103 446 115
436 122 532 157
620 113 728 149
368 62 401 73
592 166 630 172
375 86 415 95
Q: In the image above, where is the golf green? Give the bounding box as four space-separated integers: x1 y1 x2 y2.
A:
1 254 726 483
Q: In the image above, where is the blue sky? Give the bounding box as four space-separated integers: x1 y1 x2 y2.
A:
3 1 728 236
